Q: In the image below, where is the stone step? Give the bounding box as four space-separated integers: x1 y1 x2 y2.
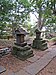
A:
23 48 56 75
15 70 30 75
17 49 33 57
14 42 27 47
12 47 34 60
32 42 47 50
17 53 34 61
13 45 31 51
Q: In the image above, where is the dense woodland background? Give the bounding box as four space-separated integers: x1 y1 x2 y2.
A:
0 0 56 40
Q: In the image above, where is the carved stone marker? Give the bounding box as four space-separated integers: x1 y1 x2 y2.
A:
32 29 48 50
12 28 34 60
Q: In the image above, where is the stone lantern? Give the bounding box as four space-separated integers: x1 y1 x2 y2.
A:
32 29 48 50
15 28 27 46
12 28 34 60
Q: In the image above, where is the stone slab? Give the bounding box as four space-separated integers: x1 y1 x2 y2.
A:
23 48 56 75
27 55 40 63
0 70 15 75
15 70 31 75
0 66 6 74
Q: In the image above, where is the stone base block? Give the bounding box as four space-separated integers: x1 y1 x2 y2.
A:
12 45 34 60
32 39 48 50
14 42 27 47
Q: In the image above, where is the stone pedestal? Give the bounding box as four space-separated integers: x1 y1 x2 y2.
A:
12 45 33 60
32 29 48 50
12 28 34 60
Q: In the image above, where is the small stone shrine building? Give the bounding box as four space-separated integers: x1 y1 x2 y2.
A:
32 28 48 50
12 27 34 60
15 28 28 46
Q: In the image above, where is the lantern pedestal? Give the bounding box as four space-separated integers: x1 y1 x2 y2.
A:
32 29 48 50
12 28 34 60
12 45 33 60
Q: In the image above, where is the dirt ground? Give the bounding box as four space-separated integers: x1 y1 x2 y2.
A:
0 39 56 75
0 39 48 73
0 50 48 73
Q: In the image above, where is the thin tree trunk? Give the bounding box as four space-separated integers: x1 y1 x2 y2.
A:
38 7 42 30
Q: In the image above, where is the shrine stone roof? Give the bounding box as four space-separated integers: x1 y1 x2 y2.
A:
15 27 29 35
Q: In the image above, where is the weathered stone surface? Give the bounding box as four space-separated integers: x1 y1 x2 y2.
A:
0 70 15 75
14 42 27 47
33 39 48 50
15 27 29 44
15 70 30 75
12 28 34 60
12 45 34 60
23 48 56 75
0 66 6 74
17 49 34 60
27 55 40 63
13 45 31 51
32 29 48 50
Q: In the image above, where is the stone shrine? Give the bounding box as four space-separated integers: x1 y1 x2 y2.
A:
32 29 48 50
12 28 34 60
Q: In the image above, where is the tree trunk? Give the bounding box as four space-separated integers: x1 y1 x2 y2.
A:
37 8 42 30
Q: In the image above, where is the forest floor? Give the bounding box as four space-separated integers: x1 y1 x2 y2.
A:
0 39 48 73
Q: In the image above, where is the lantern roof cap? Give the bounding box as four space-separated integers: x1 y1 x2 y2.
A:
15 27 29 35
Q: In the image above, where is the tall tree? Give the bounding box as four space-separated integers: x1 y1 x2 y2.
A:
0 0 56 35
19 0 56 30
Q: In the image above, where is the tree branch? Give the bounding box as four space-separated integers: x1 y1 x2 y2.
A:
32 12 38 20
